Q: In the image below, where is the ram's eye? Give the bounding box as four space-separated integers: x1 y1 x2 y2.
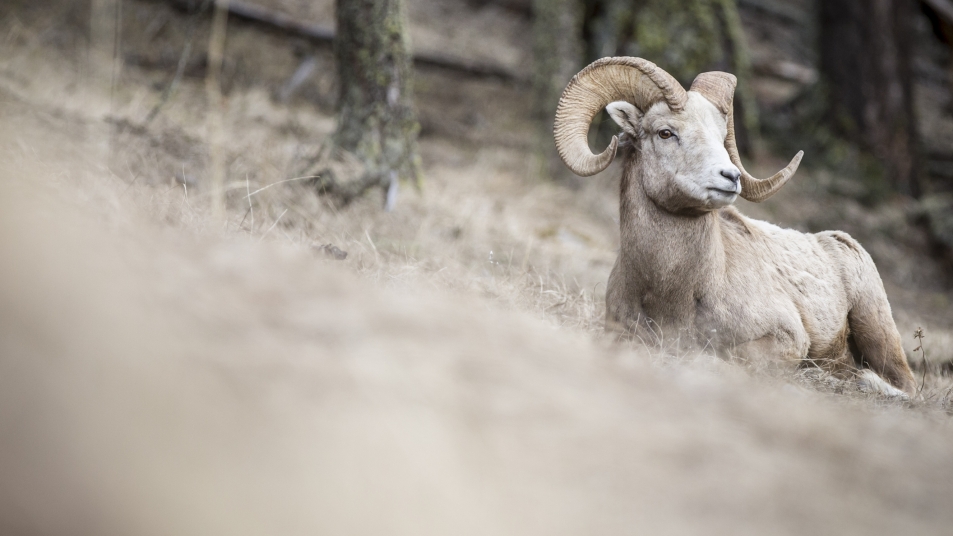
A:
658 129 674 140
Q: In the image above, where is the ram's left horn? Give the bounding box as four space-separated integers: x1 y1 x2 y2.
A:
690 71 803 202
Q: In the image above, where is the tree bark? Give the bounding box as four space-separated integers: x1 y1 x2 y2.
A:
819 0 920 197
532 0 584 180
329 0 422 206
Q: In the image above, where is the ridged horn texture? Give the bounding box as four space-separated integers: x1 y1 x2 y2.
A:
690 71 804 202
554 57 688 177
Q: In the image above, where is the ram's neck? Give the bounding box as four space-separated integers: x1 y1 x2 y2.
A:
616 152 726 328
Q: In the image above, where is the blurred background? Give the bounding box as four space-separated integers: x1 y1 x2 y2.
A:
5 0 952 253
2 0 953 534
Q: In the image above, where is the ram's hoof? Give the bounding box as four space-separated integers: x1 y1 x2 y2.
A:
857 370 910 400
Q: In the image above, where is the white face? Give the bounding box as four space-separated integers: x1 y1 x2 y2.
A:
607 93 741 214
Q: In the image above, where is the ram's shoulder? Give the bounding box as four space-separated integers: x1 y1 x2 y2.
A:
811 230 875 268
720 208 803 242
718 206 762 237
814 230 862 251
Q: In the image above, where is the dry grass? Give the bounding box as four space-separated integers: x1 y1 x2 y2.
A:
6 115 953 534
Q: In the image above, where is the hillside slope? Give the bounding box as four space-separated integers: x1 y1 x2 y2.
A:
4 84 953 536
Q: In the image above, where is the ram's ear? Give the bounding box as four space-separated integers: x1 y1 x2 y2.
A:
606 101 641 137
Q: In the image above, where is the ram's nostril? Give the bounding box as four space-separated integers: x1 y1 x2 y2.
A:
721 168 741 183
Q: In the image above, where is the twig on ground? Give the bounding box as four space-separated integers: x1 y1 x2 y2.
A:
119 172 142 198
363 230 382 265
245 174 254 229
259 208 288 242
277 56 318 102
237 206 251 231
182 182 194 212
244 175 321 200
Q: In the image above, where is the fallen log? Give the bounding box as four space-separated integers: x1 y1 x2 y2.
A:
737 0 808 25
162 0 526 83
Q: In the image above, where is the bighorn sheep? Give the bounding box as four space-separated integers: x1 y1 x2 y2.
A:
554 57 917 396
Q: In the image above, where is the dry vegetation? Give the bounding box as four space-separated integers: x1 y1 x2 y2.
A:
2 1 953 534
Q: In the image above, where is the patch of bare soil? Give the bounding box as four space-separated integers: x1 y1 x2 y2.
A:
2 2 953 534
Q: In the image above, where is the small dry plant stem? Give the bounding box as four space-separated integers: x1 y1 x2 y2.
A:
206 0 230 223
245 174 254 230
244 175 321 199
914 326 927 397
90 0 122 111
259 208 288 242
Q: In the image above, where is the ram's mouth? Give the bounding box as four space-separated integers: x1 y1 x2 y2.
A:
708 187 739 196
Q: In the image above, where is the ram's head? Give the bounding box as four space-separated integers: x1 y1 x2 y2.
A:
554 57 803 212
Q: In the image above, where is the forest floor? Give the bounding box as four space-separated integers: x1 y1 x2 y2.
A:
2 1 953 534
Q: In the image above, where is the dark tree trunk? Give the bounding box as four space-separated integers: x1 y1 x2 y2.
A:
582 0 759 154
532 0 584 180
921 0 953 193
916 0 953 265
329 0 422 206
819 0 920 197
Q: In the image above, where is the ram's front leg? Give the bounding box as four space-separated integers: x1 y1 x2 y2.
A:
604 259 647 339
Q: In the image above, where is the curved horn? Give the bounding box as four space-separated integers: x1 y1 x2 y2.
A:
690 72 803 202
554 57 688 177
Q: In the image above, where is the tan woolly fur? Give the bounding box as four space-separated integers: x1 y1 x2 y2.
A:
554 58 916 396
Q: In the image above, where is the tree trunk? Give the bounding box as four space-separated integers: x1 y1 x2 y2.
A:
583 0 759 154
819 0 920 197
329 0 422 207
532 0 584 180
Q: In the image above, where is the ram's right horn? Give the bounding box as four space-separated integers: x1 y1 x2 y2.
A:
554 57 688 177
